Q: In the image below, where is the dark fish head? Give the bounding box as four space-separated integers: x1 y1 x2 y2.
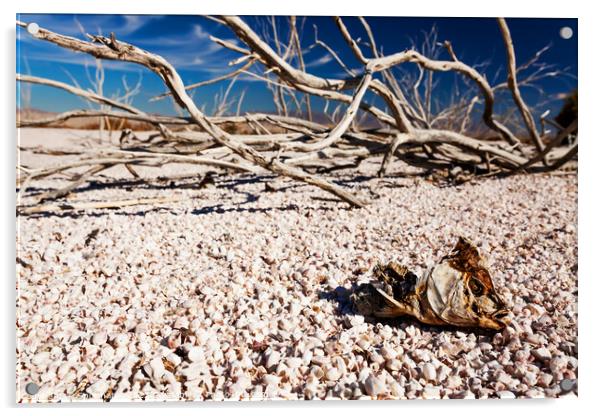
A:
463 268 511 330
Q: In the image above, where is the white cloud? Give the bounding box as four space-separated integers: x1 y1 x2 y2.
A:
119 15 153 36
193 24 209 39
21 49 143 74
18 16 249 77
122 15 148 33
306 53 334 68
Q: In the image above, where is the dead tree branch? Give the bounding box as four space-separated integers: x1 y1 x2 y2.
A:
497 18 544 151
18 20 367 207
16 16 576 213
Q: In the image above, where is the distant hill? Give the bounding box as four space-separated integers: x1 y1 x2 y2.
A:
16 107 385 133
17 108 156 131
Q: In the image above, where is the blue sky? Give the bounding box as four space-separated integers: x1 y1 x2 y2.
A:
16 14 577 118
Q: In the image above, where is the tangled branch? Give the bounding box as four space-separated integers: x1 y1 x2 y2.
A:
16 17 577 213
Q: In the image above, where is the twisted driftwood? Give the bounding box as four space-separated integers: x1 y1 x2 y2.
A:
16 17 577 213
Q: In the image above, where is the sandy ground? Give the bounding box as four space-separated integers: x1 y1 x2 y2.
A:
16 128 577 401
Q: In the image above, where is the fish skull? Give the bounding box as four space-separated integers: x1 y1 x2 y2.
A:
426 237 510 330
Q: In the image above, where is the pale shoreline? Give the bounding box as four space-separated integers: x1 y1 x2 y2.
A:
16 128 578 401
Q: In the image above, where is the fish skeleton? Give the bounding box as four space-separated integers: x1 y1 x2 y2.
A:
351 237 511 330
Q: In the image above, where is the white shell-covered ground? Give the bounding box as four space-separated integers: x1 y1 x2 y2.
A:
16 129 577 402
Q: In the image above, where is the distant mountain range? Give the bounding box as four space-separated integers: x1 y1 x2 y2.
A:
16 108 156 131
15 107 368 132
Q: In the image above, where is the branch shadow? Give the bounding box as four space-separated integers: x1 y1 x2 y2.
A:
19 204 180 220
217 174 274 189
18 170 366 219
21 172 273 197
332 175 375 186
19 188 338 219
190 202 338 216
